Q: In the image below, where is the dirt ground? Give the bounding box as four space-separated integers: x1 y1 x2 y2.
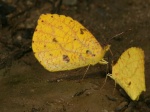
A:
0 0 150 112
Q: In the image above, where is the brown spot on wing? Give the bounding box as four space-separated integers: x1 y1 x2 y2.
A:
128 82 131 86
86 50 95 57
53 38 58 42
63 55 70 63
80 28 87 34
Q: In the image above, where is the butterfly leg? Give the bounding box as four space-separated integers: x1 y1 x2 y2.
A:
81 65 90 81
100 73 109 90
99 59 108 64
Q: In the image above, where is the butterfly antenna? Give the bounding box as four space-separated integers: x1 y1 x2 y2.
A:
107 32 124 42
107 29 132 43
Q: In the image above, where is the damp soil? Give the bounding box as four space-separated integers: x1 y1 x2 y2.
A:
0 0 150 112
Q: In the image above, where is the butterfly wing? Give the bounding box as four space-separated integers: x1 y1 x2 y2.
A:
32 14 106 72
110 47 146 100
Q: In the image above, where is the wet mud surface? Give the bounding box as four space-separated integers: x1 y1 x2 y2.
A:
0 0 150 112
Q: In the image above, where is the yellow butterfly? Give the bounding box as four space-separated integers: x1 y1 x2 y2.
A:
32 14 110 72
109 47 146 100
